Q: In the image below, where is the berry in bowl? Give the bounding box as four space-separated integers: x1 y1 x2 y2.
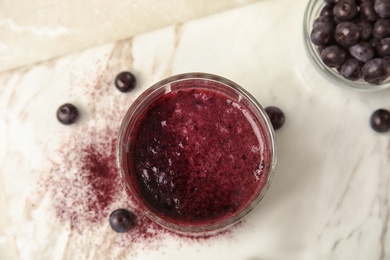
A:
116 73 276 234
303 0 390 91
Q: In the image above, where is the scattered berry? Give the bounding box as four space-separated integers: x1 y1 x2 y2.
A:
109 209 135 233
265 106 285 131
56 103 79 125
115 71 137 92
370 109 390 133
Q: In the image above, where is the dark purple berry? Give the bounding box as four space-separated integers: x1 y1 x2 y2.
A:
325 0 339 5
373 19 390 39
384 56 390 64
109 209 135 233
361 58 390 83
56 103 79 125
335 22 360 47
333 16 344 25
265 106 285 131
349 41 375 62
360 1 379 22
321 5 335 16
374 0 390 18
321 45 348 67
354 19 373 40
311 22 335 46
340 58 363 80
115 71 137 92
317 45 326 54
369 37 381 48
377 38 390 56
370 109 390 133
333 0 358 21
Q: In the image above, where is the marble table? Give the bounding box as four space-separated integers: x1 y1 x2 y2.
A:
1 0 389 259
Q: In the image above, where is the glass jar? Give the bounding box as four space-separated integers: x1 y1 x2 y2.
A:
303 0 390 91
116 72 276 234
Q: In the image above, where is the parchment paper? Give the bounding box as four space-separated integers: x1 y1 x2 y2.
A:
0 0 258 72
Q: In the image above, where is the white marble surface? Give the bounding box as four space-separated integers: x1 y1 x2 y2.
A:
1 0 390 259
0 0 258 72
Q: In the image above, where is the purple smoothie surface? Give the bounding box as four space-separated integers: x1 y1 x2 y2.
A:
127 84 272 226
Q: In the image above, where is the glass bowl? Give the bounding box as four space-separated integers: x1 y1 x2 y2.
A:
303 0 390 91
116 72 277 235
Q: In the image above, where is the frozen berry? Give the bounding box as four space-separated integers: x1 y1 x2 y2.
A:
335 22 360 47
370 109 390 133
321 4 335 16
373 19 390 39
109 209 135 233
56 103 79 125
360 1 379 22
377 38 390 57
374 0 390 18
321 45 348 67
349 41 375 62
361 58 390 83
333 0 358 21
340 58 363 80
265 106 285 131
115 71 137 92
311 22 335 46
354 19 373 40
